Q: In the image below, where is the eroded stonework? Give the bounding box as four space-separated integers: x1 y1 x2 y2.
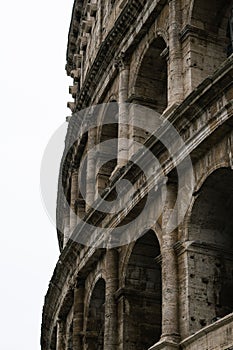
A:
41 1 233 349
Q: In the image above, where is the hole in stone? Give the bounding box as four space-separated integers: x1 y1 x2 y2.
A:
190 255 194 260
200 319 206 327
202 277 209 284
191 317 195 321
190 274 195 278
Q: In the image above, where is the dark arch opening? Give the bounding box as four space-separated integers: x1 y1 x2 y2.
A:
86 278 106 350
133 37 168 114
188 168 233 332
190 0 233 58
191 0 225 32
124 230 162 349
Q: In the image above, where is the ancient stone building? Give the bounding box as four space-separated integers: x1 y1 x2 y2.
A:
41 0 233 349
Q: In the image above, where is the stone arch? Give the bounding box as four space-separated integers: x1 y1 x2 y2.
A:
85 278 106 350
122 230 162 349
183 160 230 241
156 28 169 46
182 0 233 94
130 36 168 114
85 270 106 309
194 162 231 196
120 226 163 281
189 0 233 31
108 94 118 103
130 29 168 91
189 167 233 246
186 167 233 333
189 0 233 54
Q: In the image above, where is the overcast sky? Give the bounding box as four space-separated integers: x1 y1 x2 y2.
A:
0 1 74 349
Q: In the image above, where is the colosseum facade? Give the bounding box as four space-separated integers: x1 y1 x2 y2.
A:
41 0 233 349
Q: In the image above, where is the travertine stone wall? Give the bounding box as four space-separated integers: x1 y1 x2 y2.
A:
41 0 233 350
180 313 233 350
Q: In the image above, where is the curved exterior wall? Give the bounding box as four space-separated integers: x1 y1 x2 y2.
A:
41 1 233 350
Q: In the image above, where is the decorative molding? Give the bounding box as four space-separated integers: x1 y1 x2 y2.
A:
114 51 131 70
179 24 217 43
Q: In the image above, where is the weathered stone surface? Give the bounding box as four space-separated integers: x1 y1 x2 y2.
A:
41 1 233 349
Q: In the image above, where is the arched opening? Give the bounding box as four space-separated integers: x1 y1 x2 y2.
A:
191 0 227 32
97 102 118 196
85 279 106 350
188 168 233 333
124 230 162 349
190 0 233 61
182 0 233 95
132 37 168 114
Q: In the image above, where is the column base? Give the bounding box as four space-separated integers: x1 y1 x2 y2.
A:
162 102 180 118
149 338 179 350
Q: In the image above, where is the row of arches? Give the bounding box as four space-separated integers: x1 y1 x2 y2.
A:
84 230 162 350
55 167 233 349
186 168 233 332
76 167 233 349
65 2 233 230
85 4 233 195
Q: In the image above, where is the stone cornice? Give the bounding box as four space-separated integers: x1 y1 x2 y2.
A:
88 0 168 107
66 0 167 111
179 24 217 43
66 0 83 73
180 312 233 348
174 240 233 258
75 0 146 110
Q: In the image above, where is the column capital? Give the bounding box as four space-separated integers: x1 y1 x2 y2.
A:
70 162 78 174
114 52 130 71
57 317 64 324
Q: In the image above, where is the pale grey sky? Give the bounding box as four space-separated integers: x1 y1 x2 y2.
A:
0 1 74 349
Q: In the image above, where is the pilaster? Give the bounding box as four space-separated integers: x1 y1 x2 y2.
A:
73 277 85 349
116 52 130 168
104 249 119 350
56 319 65 350
168 0 183 107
